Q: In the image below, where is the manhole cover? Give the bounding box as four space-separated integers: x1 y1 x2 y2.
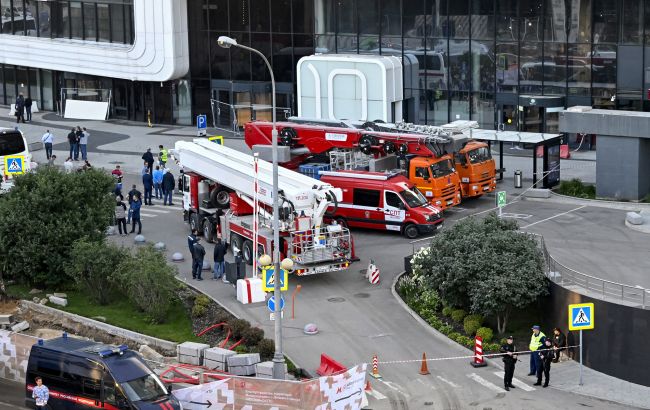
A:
353 293 370 298
327 297 345 303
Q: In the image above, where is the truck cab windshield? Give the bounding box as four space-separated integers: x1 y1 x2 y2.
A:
429 159 455 178
468 147 492 164
400 188 428 208
121 373 168 402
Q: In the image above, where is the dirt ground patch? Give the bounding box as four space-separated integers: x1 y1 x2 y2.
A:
0 300 19 314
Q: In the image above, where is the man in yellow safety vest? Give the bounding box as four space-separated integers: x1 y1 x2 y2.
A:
528 325 546 376
158 145 168 168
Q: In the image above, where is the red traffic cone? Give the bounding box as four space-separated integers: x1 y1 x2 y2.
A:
419 352 430 375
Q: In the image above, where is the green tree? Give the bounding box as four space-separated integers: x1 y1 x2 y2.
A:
65 239 127 305
114 246 178 323
419 213 546 334
0 167 115 287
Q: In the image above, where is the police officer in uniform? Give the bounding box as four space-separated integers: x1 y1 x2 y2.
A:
500 335 518 391
528 325 546 376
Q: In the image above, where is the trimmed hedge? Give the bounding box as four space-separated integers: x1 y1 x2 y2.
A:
442 306 454 317
476 327 494 343
451 309 467 323
463 319 481 336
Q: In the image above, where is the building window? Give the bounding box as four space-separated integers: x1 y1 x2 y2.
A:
97 3 109 42
70 1 82 39
110 3 124 43
83 2 96 41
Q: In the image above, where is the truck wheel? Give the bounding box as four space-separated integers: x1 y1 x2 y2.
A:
403 224 419 239
230 233 244 256
242 240 254 265
213 189 231 208
203 220 215 243
190 212 202 234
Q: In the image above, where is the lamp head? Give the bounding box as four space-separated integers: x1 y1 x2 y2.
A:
259 254 272 266
217 36 237 49
281 258 294 271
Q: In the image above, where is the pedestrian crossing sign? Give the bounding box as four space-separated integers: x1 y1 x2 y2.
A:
208 135 224 145
568 303 594 330
261 266 288 292
3 155 25 175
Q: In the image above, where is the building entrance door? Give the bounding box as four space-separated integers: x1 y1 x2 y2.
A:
517 95 564 133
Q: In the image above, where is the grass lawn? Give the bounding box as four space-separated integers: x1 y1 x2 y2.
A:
6 284 201 343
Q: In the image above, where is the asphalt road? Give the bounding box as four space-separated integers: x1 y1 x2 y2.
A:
0 379 27 410
108 171 641 410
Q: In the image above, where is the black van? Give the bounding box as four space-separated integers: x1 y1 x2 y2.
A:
25 336 181 410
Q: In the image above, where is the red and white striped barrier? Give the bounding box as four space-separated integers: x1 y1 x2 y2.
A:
366 261 380 285
470 336 487 368
370 354 381 378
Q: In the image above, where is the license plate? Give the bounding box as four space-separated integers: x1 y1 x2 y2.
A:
315 265 330 273
436 224 443 230
483 186 490 191
446 200 454 205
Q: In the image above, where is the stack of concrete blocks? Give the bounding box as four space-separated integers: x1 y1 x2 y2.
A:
203 347 236 371
227 353 261 376
177 341 211 366
255 361 287 379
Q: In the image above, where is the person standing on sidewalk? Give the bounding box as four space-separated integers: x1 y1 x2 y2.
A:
152 166 164 199
187 229 198 272
192 237 205 280
32 376 49 410
552 327 566 362
535 338 555 387
24 95 33 122
67 128 78 161
142 169 154 206
74 126 83 160
162 169 175 205
63 157 74 173
158 144 168 168
129 194 142 235
41 130 54 160
115 196 128 236
142 148 155 175
212 238 229 281
127 184 141 224
15 94 26 123
500 335 518 391
79 127 89 161
528 325 546 376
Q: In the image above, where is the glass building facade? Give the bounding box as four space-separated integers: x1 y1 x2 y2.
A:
3 0 650 129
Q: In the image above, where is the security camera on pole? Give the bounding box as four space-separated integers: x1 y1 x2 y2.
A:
219 32 286 379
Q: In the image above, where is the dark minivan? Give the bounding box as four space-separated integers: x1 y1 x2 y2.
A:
26 336 181 410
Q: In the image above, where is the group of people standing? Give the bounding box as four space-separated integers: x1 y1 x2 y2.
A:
67 126 90 162
187 229 229 281
14 93 33 123
500 326 566 391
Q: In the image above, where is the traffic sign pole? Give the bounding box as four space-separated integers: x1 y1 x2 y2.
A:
579 330 583 386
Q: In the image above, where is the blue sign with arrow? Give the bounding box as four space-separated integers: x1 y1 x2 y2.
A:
267 295 285 312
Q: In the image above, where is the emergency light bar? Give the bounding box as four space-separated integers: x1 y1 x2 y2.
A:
98 344 128 358
319 170 401 181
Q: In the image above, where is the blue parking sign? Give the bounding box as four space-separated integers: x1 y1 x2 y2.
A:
197 114 207 130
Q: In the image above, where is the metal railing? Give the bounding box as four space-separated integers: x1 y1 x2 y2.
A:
410 233 649 309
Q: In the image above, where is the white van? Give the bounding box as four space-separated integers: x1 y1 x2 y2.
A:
0 128 32 192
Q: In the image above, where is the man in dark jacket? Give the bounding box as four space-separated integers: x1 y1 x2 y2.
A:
162 169 175 205
535 338 555 387
212 238 229 281
15 94 25 123
192 237 205 280
127 184 141 224
142 169 154 205
552 328 566 363
129 194 143 235
500 335 518 391
142 148 155 175
187 229 198 269
24 96 33 122
67 128 78 161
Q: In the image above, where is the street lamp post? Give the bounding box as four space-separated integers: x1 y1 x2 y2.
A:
218 35 285 380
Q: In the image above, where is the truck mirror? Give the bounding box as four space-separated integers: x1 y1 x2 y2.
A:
399 203 405 210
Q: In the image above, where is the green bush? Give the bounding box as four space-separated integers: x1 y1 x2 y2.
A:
229 318 251 340
485 343 501 352
416 288 441 312
558 178 596 199
448 332 461 341
398 275 420 301
442 306 453 317
451 309 467 323
194 294 211 307
427 316 443 329
233 345 248 353
242 327 265 346
463 319 481 336
476 327 494 343
464 314 484 326
191 304 207 317
439 324 453 334
257 338 275 361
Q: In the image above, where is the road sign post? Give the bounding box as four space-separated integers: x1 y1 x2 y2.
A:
496 191 506 216
197 114 207 136
568 303 594 386
262 266 288 292
267 295 285 321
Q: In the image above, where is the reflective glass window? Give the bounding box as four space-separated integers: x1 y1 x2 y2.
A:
646 0 650 43
29 67 38 102
520 0 543 42
337 35 357 52
544 42 567 95
448 0 469 38
251 0 269 31
13 0 26 35
425 0 445 37
270 0 290 32
544 0 567 42
621 0 642 44
41 69 54 110
338 0 356 34
230 32 251 80
496 42 518 93
209 32 229 79
568 44 591 96
230 0 249 31
568 0 591 43
472 91 495 128
592 43 616 97
292 0 313 33
359 0 379 35
314 0 335 34
0 66 4 105
359 36 379 52
110 3 125 43
471 0 493 40
125 4 133 43
273 33 293 83
519 42 542 94
471 40 495 93
496 0 517 41
37 0 50 38
50 0 69 39
1 0 12 34
381 0 401 36
315 34 335 53
5 65 16 103
16 66 28 97
593 0 618 43
70 2 82 39
83 3 96 41
403 0 425 38
449 39 469 120
250 32 271 81
97 3 109 42
208 0 228 31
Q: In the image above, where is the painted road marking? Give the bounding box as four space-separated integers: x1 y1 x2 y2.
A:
378 380 410 398
492 372 536 391
520 205 586 229
416 378 437 390
467 373 504 393
436 375 461 388
500 213 533 219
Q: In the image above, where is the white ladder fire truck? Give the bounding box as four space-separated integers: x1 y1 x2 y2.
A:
171 139 354 276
